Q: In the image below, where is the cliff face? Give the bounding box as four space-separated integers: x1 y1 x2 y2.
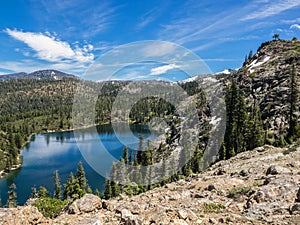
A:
228 39 300 140
1 144 300 225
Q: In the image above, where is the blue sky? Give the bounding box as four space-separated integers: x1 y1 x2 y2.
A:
0 0 300 78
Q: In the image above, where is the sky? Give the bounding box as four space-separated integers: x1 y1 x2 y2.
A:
0 0 300 79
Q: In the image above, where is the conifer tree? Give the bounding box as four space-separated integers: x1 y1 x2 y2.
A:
123 146 128 164
7 183 17 208
110 162 120 197
76 161 87 191
136 135 144 164
31 187 38 198
38 186 49 198
94 188 100 197
54 170 61 199
286 60 299 142
103 179 112 199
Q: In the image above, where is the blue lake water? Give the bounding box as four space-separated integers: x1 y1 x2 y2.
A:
0 124 155 206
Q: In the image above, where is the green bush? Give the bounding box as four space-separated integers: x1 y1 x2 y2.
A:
32 197 67 218
227 186 251 200
202 203 224 213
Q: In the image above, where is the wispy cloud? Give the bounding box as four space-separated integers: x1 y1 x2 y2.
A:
150 64 179 75
290 24 300 30
241 0 300 21
136 7 163 30
31 0 120 38
5 29 94 63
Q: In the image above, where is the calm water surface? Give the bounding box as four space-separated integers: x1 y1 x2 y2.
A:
0 124 155 205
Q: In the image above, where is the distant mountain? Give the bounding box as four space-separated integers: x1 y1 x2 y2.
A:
0 69 79 81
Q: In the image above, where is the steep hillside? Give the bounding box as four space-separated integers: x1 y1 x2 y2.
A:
226 39 300 141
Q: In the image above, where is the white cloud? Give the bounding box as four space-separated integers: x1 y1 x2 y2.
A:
241 0 300 21
150 64 179 75
290 24 300 30
5 29 94 63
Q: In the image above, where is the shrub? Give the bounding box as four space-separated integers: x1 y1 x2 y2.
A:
202 203 224 213
227 186 251 200
32 197 67 218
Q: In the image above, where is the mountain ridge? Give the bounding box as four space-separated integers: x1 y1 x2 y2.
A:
0 69 79 81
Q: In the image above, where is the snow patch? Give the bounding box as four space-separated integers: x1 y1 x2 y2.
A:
210 116 221 126
249 56 270 73
215 69 231 75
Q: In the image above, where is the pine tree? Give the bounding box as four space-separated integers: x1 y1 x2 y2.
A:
38 186 49 198
76 161 87 191
103 179 112 199
86 185 93 194
63 172 84 200
31 187 38 198
136 134 144 164
123 146 128 164
110 162 120 197
7 183 17 208
54 170 61 199
94 188 100 197
222 82 249 159
286 60 299 142
247 104 264 149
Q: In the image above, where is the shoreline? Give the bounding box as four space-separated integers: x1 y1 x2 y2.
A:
0 121 129 179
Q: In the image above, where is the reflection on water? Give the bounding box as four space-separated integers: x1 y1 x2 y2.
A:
0 124 155 206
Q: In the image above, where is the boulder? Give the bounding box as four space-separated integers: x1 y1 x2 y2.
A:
69 194 102 214
266 165 290 175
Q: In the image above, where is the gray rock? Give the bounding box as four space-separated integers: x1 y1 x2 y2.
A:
266 165 290 175
290 203 300 215
296 187 300 202
69 194 102 214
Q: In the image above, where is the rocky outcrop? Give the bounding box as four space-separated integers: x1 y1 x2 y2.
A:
1 144 300 224
227 39 300 140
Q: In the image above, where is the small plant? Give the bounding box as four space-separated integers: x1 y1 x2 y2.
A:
282 147 297 155
227 186 251 200
32 197 67 218
202 203 224 213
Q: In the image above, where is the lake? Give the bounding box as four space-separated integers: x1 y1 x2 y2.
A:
0 124 155 206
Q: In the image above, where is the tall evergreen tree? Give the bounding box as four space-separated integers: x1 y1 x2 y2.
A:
103 179 112 199
286 60 299 142
247 104 264 149
7 183 17 208
54 170 61 199
221 82 249 159
76 161 87 191
123 146 129 165
136 134 144 165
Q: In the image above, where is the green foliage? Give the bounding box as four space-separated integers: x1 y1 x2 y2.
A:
227 186 251 200
54 170 61 199
286 60 300 142
76 161 87 191
32 197 67 218
202 203 224 213
221 82 249 160
103 179 112 199
38 186 50 198
7 183 17 208
63 172 85 201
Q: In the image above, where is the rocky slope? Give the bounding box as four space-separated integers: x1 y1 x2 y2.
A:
1 143 300 224
226 39 300 140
